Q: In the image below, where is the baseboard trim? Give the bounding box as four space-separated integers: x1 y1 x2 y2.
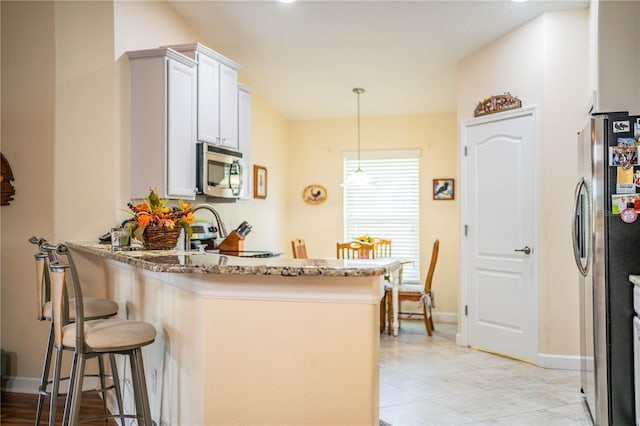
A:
433 312 458 324
1 376 102 394
537 352 581 370
1 376 40 393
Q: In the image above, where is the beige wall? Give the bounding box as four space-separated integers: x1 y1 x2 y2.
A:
458 10 589 356
286 113 460 315
1 1 57 383
1 0 289 387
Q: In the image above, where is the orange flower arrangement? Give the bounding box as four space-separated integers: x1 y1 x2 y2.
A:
125 188 195 243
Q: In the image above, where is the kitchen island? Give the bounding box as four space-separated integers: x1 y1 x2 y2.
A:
67 242 399 426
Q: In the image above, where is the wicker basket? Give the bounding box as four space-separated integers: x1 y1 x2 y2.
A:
143 227 181 250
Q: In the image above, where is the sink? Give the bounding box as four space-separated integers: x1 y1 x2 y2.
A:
217 250 281 258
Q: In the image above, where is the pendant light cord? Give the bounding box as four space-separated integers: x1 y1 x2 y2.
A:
353 87 364 171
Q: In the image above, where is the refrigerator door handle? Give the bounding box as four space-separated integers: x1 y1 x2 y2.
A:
572 178 589 276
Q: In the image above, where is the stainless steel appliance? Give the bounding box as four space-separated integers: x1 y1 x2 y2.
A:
573 112 639 425
196 143 244 198
633 282 640 425
190 220 218 250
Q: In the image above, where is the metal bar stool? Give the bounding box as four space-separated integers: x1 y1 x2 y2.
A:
30 237 123 425
48 243 156 425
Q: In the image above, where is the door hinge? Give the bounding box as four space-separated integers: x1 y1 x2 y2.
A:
464 146 468 156
464 224 468 236
465 305 468 316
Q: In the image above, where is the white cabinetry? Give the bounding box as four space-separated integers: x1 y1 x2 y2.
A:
238 84 253 199
127 48 197 200
170 43 240 150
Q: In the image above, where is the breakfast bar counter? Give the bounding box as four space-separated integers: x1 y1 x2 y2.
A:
68 242 399 426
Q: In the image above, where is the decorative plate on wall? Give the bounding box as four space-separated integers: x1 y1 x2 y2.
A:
302 184 327 204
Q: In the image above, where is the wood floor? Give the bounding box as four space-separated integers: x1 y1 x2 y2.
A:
1 391 117 425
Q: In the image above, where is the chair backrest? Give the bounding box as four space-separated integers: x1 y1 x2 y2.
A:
291 239 308 259
336 241 375 259
374 239 392 258
30 236 54 321
424 239 440 293
49 243 85 351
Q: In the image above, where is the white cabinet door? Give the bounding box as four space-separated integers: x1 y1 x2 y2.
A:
238 85 252 199
219 64 239 149
196 53 220 144
127 48 197 200
166 58 196 199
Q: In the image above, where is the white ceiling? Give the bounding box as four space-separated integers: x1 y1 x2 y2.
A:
168 0 588 120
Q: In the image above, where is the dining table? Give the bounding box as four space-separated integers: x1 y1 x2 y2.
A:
387 259 414 337
351 236 410 337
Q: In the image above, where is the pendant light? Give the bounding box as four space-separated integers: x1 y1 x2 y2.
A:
343 87 375 186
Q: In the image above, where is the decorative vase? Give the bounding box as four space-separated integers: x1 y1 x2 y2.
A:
142 227 181 250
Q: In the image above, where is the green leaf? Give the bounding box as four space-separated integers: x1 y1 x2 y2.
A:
133 225 145 242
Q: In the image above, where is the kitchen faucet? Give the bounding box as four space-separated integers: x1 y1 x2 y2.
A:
192 204 228 240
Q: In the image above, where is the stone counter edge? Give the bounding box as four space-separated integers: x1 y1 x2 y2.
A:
67 241 400 278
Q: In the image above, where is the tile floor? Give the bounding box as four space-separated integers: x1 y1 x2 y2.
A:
379 320 591 426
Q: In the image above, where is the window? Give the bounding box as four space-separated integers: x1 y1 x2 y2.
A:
343 150 420 283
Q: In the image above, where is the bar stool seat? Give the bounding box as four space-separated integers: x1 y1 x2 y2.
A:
61 319 156 351
43 297 118 321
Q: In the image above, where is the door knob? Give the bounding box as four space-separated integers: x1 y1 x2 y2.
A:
514 246 531 255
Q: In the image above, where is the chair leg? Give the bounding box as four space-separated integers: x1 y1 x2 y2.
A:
109 353 125 420
133 349 153 426
48 348 63 426
387 293 393 336
423 305 433 336
129 352 144 423
63 352 78 426
68 353 86 426
36 324 54 426
97 354 109 418
379 294 386 333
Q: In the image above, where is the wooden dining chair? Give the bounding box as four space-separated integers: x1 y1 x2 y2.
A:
374 238 392 258
291 239 308 259
336 241 375 259
386 239 439 336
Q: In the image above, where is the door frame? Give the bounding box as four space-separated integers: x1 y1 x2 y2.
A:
458 105 540 364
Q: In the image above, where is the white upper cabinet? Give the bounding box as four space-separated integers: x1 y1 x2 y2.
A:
238 83 253 200
169 43 240 150
196 53 220 144
126 48 197 200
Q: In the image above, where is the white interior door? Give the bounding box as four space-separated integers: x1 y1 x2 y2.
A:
462 107 538 363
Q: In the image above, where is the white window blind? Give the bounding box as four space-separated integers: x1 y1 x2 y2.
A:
343 151 420 283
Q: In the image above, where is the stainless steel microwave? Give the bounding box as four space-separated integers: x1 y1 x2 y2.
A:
196 143 244 198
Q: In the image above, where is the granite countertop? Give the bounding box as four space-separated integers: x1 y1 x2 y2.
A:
67 241 400 277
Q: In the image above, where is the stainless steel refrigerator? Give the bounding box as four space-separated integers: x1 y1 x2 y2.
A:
574 112 638 425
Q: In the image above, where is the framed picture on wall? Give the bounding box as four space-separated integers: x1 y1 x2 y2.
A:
253 165 267 199
433 178 454 200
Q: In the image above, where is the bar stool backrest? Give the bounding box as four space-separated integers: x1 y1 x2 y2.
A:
30 236 56 321
49 244 85 351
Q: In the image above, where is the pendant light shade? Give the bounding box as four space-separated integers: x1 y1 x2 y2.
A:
343 87 375 187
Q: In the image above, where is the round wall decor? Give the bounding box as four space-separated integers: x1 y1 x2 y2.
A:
302 184 327 204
